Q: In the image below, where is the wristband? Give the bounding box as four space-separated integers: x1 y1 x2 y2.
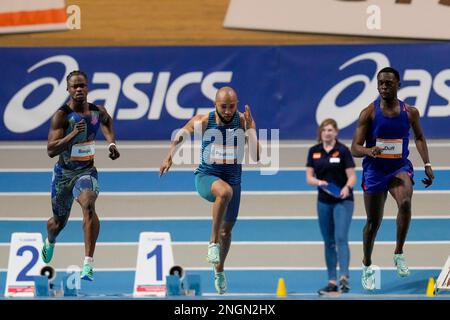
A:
424 163 432 167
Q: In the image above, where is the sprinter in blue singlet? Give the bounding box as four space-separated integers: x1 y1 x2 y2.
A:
42 70 120 281
160 87 260 294
351 67 434 290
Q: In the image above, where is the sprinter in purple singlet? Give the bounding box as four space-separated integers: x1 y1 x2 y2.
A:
351 67 434 290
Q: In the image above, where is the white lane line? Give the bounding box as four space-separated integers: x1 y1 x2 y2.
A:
1 215 450 221
171 241 450 245
2 190 450 196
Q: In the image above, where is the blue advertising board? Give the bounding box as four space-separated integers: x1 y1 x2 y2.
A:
0 43 449 140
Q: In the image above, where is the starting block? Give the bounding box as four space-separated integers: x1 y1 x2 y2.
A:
62 265 81 297
34 265 57 297
185 274 202 296
166 265 202 296
62 275 78 296
166 275 183 296
33 265 80 297
33 276 50 297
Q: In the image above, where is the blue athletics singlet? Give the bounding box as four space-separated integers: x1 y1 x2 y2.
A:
51 103 101 217
361 100 414 193
58 103 101 172
195 111 244 185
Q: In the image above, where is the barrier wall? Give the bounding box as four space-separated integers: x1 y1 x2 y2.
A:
1 43 449 140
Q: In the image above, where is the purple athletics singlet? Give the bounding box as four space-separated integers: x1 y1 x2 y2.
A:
361 100 414 193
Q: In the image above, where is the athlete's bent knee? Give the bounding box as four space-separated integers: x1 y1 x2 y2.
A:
398 198 411 214
216 185 233 202
80 200 96 217
365 219 382 233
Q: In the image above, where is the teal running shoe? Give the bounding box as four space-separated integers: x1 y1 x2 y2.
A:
206 243 220 265
394 254 410 277
361 265 376 290
41 238 55 264
80 263 94 281
214 270 227 294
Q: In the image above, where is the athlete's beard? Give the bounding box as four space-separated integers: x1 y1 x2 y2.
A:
216 108 236 124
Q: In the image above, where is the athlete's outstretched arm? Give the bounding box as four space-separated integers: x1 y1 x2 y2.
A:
409 106 434 187
47 111 84 158
159 114 208 176
351 105 381 158
98 106 120 160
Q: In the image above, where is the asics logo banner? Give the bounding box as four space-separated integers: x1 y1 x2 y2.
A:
317 52 450 130
316 52 389 129
3 55 233 133
4 55 77 133
1 45 449 140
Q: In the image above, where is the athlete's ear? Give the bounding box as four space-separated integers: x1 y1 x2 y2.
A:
398 81 401 88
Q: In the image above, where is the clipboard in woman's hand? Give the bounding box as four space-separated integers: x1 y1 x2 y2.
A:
319 182 341 198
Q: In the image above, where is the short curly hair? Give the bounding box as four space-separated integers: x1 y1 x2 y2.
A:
66 70 88 85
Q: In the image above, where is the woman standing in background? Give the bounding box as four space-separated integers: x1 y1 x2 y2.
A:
306 118 357 295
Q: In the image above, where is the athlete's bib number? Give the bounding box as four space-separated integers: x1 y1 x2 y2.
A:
376 138 402 159
70 141 95 161
210 144 237 164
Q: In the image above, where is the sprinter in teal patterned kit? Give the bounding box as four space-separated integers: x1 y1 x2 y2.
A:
160 87 260 294
42 70 120 281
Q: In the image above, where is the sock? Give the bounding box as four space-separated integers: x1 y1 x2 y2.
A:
46 238 55 246
84 257 94 265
